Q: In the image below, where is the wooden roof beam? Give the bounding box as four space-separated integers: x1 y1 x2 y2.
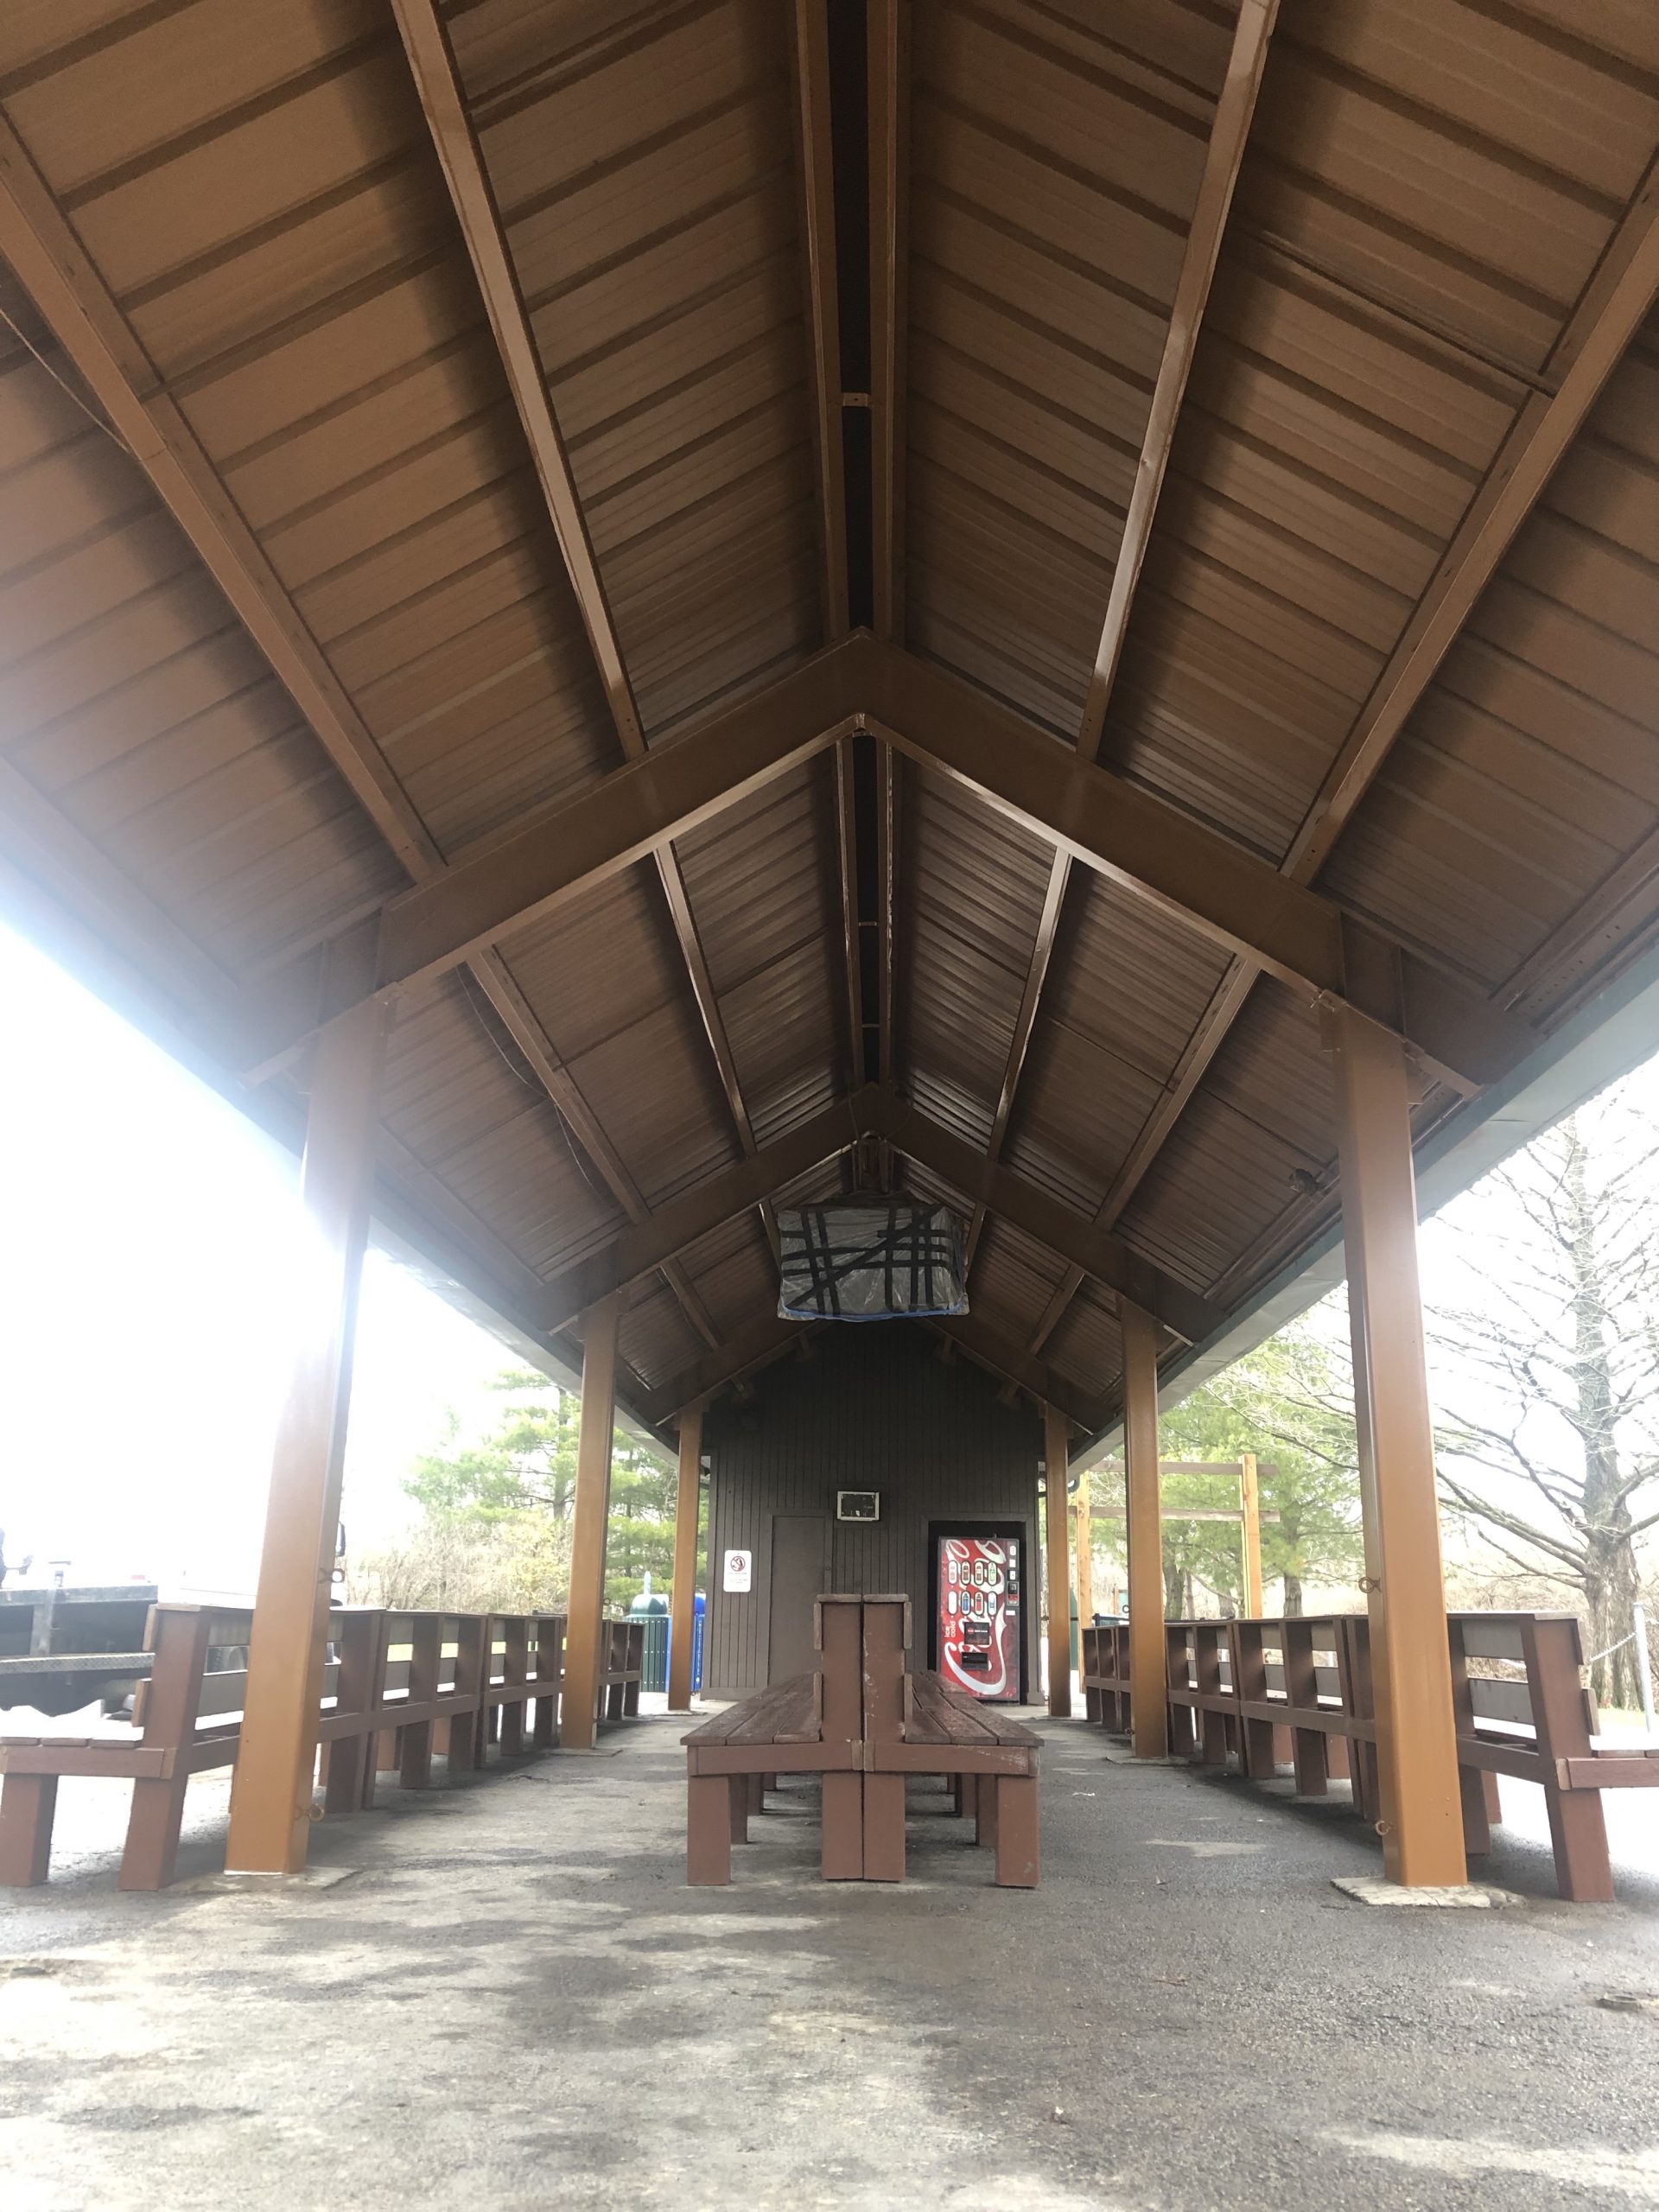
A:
253 633 1540 1096
791 0 850 641
966 0 1279 1270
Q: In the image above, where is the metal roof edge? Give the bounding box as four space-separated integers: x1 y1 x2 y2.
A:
1072 941 1659 1471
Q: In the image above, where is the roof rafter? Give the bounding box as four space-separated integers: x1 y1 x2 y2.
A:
1027 146 1659 1354
791 0 850 641
965 0 1279 1274
0 104 729 1357
254 635 1539 1093
390 0 779 1268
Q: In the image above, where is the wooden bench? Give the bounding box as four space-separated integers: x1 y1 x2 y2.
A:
1081 1609 1657 1901
683 1592 1040 1888
0 1602 575 1890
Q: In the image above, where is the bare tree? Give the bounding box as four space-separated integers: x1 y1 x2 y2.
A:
1428 1096 1659 1707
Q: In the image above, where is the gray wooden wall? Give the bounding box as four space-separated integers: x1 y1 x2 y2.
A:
702 1324 1042 1695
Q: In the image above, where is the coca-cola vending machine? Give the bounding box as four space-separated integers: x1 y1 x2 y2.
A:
933 1529 1025 1703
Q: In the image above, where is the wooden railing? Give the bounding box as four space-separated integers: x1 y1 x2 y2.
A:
1079 1611 1659 1901
0 1605 645 1891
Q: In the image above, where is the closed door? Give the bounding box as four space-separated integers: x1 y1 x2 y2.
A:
768 1513 830 1683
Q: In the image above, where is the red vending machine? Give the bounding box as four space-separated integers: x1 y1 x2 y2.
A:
934 1531 1024 1703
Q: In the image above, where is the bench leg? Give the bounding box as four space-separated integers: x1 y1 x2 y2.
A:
1084 1686 1103 1724
0 1772 57 1886
863 1773 906 1882
728 1775 750 1845
688 1775 731 1885
952 1775 967 1819
975 1771 998 1849
1546 1785 1615 1904
821 1773 864 1879
499 1698 524 1758
532 1693 558 1750
119 1777 188 1891
748 1773 765 1815
1459 1761 1492 1856
400 1719 435 1791
324 1733 371 1817
1291 1728 1328 1797
995 1775 1039 1887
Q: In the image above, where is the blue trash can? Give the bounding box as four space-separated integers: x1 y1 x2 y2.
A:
664 1591 706 1696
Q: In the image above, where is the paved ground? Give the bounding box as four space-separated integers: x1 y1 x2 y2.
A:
2 1711 1657 2211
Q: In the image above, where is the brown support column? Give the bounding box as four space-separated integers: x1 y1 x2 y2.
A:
559 1296 620 1752
1239 1450 1264 1616
666 1402 704 1711
1324 1003 1465 1885
1121 1302 1169 1759
226 962 391 1874
1043 1402 1072 1717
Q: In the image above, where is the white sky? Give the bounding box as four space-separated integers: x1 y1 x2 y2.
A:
1 912 1654 1601
0 919 524 1597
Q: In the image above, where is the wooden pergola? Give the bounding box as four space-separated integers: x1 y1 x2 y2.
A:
0 1 1655 1890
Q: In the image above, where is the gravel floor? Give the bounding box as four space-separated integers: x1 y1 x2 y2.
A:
2 1709 1657 2210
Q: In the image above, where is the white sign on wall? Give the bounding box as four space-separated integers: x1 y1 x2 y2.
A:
722 1548 752 1593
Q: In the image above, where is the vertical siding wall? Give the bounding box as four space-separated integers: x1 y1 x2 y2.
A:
703 1325 1042 1694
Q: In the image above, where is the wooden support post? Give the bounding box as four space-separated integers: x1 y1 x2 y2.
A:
1239 1451 1264 1617
1324 1004 1465 1886
666 1403 703 1710
1121 1302 1169 1759
559 1296 620 1751
1043 1402 1072 1717
226 960 390 1876
1072 1471 1093 1631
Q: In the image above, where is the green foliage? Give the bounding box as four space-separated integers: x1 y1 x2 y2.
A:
398 1368 677 1614
1091 1320 1363 1617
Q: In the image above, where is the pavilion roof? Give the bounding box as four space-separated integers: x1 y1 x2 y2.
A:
0 0 1655 1440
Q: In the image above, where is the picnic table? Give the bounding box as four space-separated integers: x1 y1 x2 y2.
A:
683 1592 1040 1887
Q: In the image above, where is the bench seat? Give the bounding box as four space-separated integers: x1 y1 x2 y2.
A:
683 1597 1040 1888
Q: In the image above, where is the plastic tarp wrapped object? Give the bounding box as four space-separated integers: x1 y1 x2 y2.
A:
776 1203 969 1320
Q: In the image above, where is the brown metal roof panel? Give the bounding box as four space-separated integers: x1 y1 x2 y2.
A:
1047 875 1231 1081
618 1276 707 1394
1043 1280 1122 1404
499 868 683 1065
671 758 840 995
561 998 743 1211
908 254 1156 477
1001 1020 1166 1218
677 1214 779 1344
1289 2 1659 208
1 3 382 191
1238 25 1636 378
1196 980 1335 1178
44 40 417 308
720 939 845 1146
1106 618 1357 860
901 1067 995 1160
1114 1084 1315 1299
908 769 1054 978
374 620 612 857
542 221 801 435
969 1212 1068 1346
